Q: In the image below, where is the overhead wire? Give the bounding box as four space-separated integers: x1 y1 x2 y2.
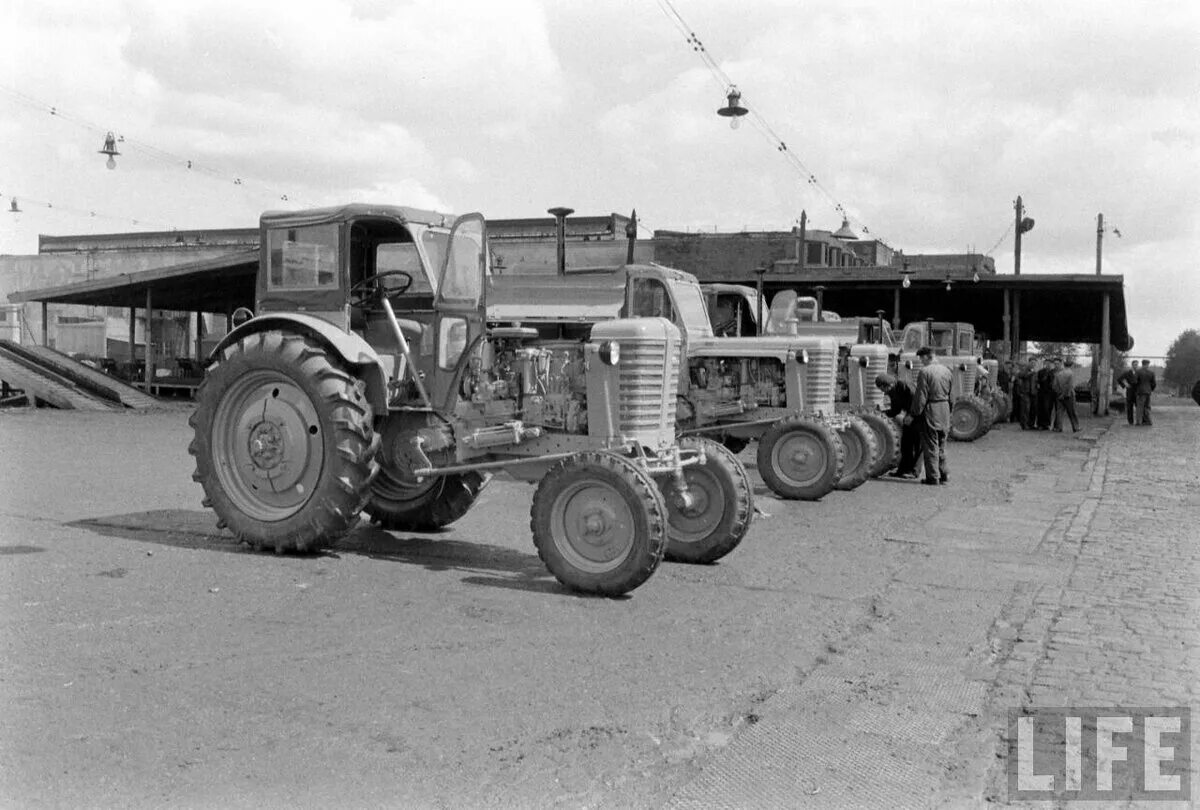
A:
0 84 307 212
655 0 885 244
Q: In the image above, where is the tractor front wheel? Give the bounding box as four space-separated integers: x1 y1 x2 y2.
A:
531 452 667 596
756 415 844 500
188 330 379 552
833 414 879 491
853 409 901 477
950 396 991 441
659 437 753 564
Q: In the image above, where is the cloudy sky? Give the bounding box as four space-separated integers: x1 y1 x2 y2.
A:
2 0 1197 355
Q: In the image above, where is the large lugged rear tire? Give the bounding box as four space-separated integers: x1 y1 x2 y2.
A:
833 414 878 491
756 415 844 500
366 470 487 531
853 409 901 477
950 396 991 441
188 330 379 552
660 437 753 564
531 452 667 596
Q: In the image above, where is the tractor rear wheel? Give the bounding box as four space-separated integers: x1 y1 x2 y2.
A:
188 330 379 552
950 396 991 441
756 415 844 500
833 414 879 491
531 452 667 596
854 409 901 477
660 437 753 564
366 470 487 531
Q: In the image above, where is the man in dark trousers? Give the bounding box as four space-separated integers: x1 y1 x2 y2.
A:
911 347 953 485
1135 359 1157 426
1036 357 1058 430
1014 359 1037 429
1052 358 1081 432
1116 359 1139 425
875 372 920 478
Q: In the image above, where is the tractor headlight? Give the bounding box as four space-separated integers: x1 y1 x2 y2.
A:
903 359 913 370
598 340 620 366
857 355 869 367
958 362 968 371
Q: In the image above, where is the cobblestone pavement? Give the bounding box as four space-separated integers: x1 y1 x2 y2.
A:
666 402 1199 809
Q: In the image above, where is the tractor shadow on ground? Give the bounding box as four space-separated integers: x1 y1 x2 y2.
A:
69 509 598 598
338 524 596 598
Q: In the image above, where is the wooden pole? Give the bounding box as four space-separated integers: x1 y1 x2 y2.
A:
1095 213 1104 276
41 301 48 346
145 287 155 393
195 311 204 362
892 288 901 328
798 210 807 269
1012 289 1022 358
128 305 136 365
1014 196 1023 276
1002 288 1012 359
1099 291 1111 416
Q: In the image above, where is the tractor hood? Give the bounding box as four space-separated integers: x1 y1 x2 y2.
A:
689 334 837 362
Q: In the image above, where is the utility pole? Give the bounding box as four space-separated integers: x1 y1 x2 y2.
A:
1095 212 1104 275
1014 196 1034 275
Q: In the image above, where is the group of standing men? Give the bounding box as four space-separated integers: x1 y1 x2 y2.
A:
1004 356 1082 433
1116 358 1157 426
874 347 951 486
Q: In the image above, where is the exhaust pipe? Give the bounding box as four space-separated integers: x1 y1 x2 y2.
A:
547 206 574 275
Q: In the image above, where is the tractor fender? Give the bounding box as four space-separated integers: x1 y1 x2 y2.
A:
208 313 389 412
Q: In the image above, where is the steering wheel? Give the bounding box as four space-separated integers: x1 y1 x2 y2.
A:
349 270 413 309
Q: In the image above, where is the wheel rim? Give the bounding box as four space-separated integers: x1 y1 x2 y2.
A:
840 428 864 473
953 406 979 435
372 467 440 507
771 428 829 487
211 370 323 521
664 466 723 544
550 479 636 573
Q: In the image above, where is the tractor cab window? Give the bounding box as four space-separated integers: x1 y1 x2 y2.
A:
957 330 974 352
630 278 674 321
377 242 434 295
670 281 716 338
902 326 923 352
267 224 339 290
929 327 953 354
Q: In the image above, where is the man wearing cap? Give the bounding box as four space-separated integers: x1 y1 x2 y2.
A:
1013 358 1037 429
1116 358 1139 425
1052 358 1080 432
875 372 920 478
1135 359 1157 426
910 346 953 485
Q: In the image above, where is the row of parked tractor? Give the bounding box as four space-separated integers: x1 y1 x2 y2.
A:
189 204 1010 601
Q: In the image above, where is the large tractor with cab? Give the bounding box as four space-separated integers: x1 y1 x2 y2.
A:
189 204 752 596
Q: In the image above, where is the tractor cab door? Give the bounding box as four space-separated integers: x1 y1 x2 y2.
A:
430 213 488 407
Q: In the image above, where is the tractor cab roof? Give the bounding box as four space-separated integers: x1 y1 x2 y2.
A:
260 203 458 231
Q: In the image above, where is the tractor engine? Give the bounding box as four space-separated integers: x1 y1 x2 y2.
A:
459 339 590 433
688 356 788 409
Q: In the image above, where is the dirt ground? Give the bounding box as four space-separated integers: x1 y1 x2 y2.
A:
0 401 1193 808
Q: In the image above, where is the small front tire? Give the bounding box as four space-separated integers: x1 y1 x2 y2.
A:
531 452 667 596
756 415 844 500
660 437 753 564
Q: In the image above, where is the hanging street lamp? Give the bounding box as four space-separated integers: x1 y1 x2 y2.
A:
717 87 748 129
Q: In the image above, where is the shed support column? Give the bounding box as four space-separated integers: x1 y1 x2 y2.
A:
892 288 901 328
41 301 48 346
1012 290 1022 358
195 311 203 362
1002 289 1012 359
129 306 137 364
1099 291 1111 416
145 287 155 394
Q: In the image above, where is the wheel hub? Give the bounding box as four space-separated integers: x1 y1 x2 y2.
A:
248 421 285 469
579 506 613 540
